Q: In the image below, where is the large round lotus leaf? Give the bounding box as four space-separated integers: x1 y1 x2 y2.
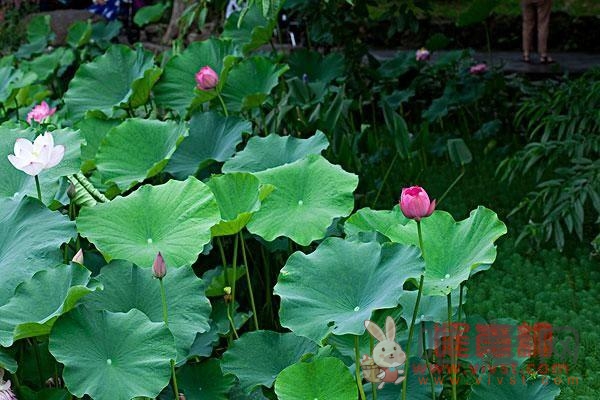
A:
49 307 175 400
77 177 220 267
0 126 82 203
221 56 289 113
0 264 99 347
345 206 507 296
274 237 424 343
275 357 356 400
64 45 155 120
177 359 235 400
81 260 211 363
246 155 358 246
0 197 75 307
207 172 262 236
469 372 561 399
153 39 233 115
287 49 346 84
222 131 329 173
95 118 185 189
221 330 318 393
166 112 250 179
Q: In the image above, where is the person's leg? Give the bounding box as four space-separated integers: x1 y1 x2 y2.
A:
522 0 536 61
537 0 552 60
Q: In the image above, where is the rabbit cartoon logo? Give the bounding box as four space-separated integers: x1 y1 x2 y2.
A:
361 316 406 389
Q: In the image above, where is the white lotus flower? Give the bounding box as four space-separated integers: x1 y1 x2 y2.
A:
7 132 65 176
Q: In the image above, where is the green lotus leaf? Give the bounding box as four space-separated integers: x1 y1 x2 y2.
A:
0 197 75 307
0 349 16 373
49 307 175 400
0 263 99 347
64 45 156 120
0 67 37 105
207 172 262 236
221 56 289 113
166 111 251 179
76 116 120 172
21 48 73 81
153 39 233 115
287 49 346 84
17 387 71 400
221 330 318 393
469 371 560 399
275 357 356 400
95 118 185 189
129 66 162 108
246 155 358 245
222 3 279 55
81 260 210 363
398 289 465 326
134 2 170 27
77 177 220 267
345 206 507 296
222 131 329 173
177 359 236 400
274 237 424 343
66 20 92 48
203 265 247 297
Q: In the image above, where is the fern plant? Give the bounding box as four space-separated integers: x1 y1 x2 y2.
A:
498 70 600 250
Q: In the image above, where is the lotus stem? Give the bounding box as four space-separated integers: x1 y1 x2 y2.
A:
159 278 180 400
354 335 366 400
447 293 457 400
422 321 436 400
217 92 228 117
239 232 259 330
34 175 42 203
369 335 377 400
402 220 426 400
437 166 464 207
216 237 239 340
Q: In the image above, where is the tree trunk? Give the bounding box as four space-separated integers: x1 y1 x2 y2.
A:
162 0 188 44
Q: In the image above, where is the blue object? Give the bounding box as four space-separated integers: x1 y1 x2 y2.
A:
89 0 121 20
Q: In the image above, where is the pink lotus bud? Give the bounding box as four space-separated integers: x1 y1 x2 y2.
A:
195 66 219 91
416 48 430 61
399 186 436 221
27 101 56 124
469 63 488 75
72 249 84 264
152 252 167 279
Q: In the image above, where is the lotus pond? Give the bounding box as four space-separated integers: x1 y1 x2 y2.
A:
0 2 598 400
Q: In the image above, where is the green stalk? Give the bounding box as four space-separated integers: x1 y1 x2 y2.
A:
437 167 464 207
421 322 436 400
457 283 465 323
217 237 239 340
369 335 377 400
29 339 44 387
372 153 398 208
447 294 457 400
231 234 239 319
239 232 259 330
217 91 228 117
402 220 426 400
34 175 42 203
159 279 179 400
355 336 366 400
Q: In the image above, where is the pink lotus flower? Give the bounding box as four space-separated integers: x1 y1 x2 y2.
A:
195 66 219 91
0 370 17 400
27 101 56 124
152 252 167 279
7 132 65 176
399 186 436 221
416 48 430 61
469 63 488 75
